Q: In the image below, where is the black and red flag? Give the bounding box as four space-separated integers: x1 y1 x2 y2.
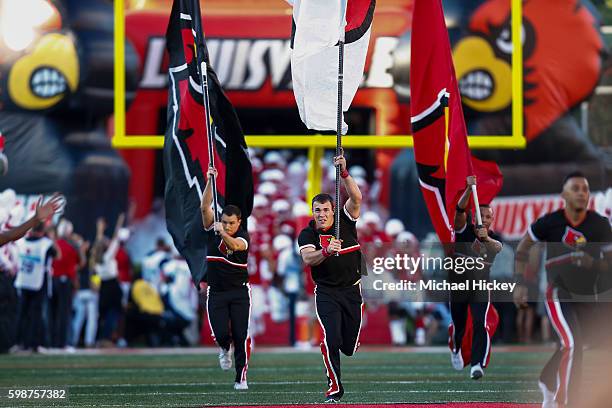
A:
163 0 253 287
410 0 502 244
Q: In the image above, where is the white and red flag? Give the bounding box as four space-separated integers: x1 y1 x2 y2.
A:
289 0 375 134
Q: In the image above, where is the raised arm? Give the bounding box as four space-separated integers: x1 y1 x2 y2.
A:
0 218 38 246
104 213 125 262
335 151 362 220
454 176 476 231
95 217 106 243
76 236 90 269
112 213 125 240
0 193 63 246
200 167 217 230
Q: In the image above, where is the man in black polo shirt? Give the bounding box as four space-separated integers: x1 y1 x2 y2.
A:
449 176 503 380
514 172 611 408
201 168 251 391
298 152 363 403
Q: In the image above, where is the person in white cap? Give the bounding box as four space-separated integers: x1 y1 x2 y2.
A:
257 181 278 198
358 211 386 245
263 151 286 169
384 218 405 241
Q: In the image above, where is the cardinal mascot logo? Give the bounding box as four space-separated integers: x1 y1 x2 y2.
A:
319 235 334 250
1 0 79 111
452 0 604 141
562 227 587 249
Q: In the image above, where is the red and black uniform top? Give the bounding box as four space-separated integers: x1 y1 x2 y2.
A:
529 209 612 295
298 204 362 288
206 227 250 292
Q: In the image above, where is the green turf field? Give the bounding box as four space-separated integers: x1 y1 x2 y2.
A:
0 349 549 407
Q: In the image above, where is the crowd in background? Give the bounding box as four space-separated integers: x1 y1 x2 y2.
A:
0 149 558 352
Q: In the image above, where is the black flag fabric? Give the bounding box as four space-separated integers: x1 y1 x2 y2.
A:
163 0 253 287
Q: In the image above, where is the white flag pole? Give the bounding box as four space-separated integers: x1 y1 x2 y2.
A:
471 184 483 227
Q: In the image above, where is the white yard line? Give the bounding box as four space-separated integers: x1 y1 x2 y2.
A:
21 379 535 388
69 389 539 397
30 345 553 356
7 365 541 375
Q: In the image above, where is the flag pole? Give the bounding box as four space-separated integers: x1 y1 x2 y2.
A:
334 20 345 246
193 4 219 230
471 184 483 227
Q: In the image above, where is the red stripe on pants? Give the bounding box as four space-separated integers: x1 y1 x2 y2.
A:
545 286 573 404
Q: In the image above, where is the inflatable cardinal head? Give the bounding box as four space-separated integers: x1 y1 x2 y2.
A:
452 0 605 141
0 0 139 116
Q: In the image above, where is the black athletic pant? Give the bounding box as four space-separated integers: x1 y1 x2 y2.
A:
541 285 592 406
206 285 251 383
18 286 46 350
51 277 73 348
314 283 364 397
449 287 492 368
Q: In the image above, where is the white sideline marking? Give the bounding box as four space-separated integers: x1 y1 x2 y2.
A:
30 345 553 356
17 364 541 375
71 389 539 397
30 379 535 388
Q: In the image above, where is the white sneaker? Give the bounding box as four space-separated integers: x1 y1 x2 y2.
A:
470 363 484 380
234 381 248 390
219 345 232 371
539 381 557 408
450 350 464 371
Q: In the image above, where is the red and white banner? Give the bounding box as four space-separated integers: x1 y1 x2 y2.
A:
491 189 610 240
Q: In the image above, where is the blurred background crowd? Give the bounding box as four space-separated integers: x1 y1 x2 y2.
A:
0 0 610 354
0 148 566 353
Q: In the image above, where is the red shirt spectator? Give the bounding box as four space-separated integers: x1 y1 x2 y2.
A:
116 244 132 283
52 239 79 280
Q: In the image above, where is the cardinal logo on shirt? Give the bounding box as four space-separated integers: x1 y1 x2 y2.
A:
218 241 233 256
319 235 334 249
562 227 587 249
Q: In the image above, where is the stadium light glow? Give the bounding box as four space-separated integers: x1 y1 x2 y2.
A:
0 0 57 52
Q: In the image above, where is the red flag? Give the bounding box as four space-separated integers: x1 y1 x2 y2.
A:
410 0 502 243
